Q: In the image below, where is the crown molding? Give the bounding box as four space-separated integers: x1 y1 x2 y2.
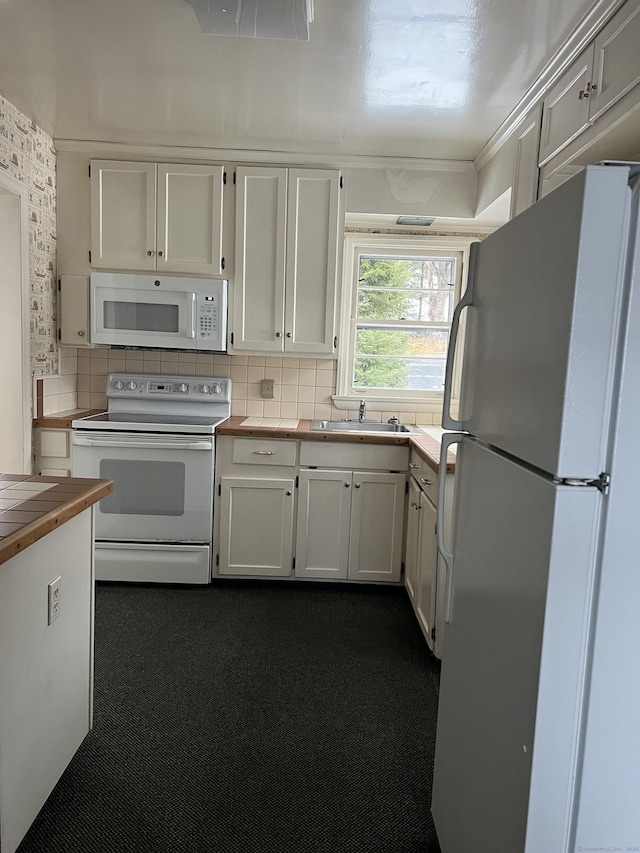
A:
53 137 475 174
474 0 626 172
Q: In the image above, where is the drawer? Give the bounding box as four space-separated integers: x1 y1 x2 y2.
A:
231 438 298 466
300 441 408 471
417 468 438 506
408 448 424 477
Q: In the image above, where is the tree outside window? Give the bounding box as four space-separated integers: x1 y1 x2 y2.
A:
354 255 457 392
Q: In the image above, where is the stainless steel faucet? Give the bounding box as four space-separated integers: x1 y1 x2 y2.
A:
358 399 366 422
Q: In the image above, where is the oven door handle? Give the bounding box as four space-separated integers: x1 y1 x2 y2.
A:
72 436 213 450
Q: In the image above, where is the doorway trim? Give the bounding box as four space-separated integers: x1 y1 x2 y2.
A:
0 169 32 472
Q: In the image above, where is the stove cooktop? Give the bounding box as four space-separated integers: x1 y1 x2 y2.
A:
72 412 229 435
72 373 232 435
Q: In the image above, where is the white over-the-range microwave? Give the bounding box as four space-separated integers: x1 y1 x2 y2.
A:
90 272 228 351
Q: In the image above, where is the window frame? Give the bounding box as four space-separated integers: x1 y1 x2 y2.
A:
335 234 471 414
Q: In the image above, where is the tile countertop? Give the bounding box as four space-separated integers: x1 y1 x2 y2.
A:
216 417 456 475
33 409 105 429
0 475 114 566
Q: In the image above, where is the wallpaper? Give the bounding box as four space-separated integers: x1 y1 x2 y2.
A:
0 94 58 375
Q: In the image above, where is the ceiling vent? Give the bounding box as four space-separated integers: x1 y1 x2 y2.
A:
396 216 436 227
188 0 314 40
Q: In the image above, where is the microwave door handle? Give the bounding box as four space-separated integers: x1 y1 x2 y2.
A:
188 293 197 339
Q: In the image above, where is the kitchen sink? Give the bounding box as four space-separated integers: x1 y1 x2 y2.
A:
310 420 419 434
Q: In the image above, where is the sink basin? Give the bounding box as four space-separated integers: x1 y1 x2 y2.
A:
310 420 419 434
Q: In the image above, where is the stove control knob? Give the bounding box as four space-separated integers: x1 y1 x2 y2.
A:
113 380 125 391
213 384 223 395
201 384 211 394
177 383 189 393
126 381 137 391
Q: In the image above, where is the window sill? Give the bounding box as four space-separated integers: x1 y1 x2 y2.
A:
332 394 458 416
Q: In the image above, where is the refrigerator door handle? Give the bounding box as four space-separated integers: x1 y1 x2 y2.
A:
442 242 478 430
437 431 465 623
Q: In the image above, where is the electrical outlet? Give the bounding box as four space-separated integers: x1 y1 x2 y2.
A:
48 576 61 625
260 378 274 399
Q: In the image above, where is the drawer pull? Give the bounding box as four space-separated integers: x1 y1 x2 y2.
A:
421 477 432 486
409 462 419 469
254 450 275 456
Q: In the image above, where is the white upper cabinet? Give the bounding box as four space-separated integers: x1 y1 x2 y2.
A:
232 165 343 356
539 0 640 166
90 160 225 276
539 45 594 165
510 104 542 219
589 0 640 121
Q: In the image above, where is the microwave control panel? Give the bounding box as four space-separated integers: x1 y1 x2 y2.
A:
196 292 226 350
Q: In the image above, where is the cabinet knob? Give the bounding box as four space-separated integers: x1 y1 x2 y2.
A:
147 250 154 256
158 250 164 257
77 330 85 337
275 332 281 338
409 462 419 469
286 490 292 496
421 478 432 486
354 483 361 489
286 332 292 338
344 482 350 487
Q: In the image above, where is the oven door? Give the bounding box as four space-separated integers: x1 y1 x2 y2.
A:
72 432 214 542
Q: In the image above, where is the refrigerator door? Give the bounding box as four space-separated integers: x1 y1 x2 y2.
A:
444 165 632 479
432 437 601 853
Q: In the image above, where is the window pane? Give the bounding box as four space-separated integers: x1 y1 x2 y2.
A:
359 257 455 290
354 326 449 391
354 356 446 391
358 289 454 321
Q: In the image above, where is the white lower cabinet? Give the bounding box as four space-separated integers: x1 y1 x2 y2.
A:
295 468 406 582
215 436 298 578
218 476 295 577
404 448 445 657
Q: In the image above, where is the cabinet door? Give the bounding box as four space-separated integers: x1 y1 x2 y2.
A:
404 476 421 603
157 164 224 276
233 166 287 352
284 169 341 354
90 160 156 270
58 274 91 347
295 469 352 579
218 476 295 577
416 495 437 652
539 44 593 165
510 104 542 218
348 472 406 582
589 0 640 121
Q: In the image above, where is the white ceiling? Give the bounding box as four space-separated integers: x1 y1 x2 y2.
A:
0 0 597 161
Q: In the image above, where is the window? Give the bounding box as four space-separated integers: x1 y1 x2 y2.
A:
336 235 468 412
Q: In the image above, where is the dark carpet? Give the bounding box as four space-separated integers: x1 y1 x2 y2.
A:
17 581 442 853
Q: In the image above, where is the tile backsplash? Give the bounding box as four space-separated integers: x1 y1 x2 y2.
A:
73 349 441 425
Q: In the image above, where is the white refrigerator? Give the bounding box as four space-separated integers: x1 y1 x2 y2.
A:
431 163 640 852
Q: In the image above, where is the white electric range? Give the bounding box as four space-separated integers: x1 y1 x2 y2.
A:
72 373 231 584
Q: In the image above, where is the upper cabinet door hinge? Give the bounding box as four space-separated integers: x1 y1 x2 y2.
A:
230 331 234 345
218 483 221 497
333 336 337 349
88 164 91 178
295 475 299 488
88 250 92 264
233 171 236 185
223 171 227 185
57 278 61 291
339 175 343 189
221 257 225 270
431 627 436 641
292 557 296 570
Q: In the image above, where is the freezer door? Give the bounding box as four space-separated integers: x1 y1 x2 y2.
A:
432 437 601 853
446 165 631 479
